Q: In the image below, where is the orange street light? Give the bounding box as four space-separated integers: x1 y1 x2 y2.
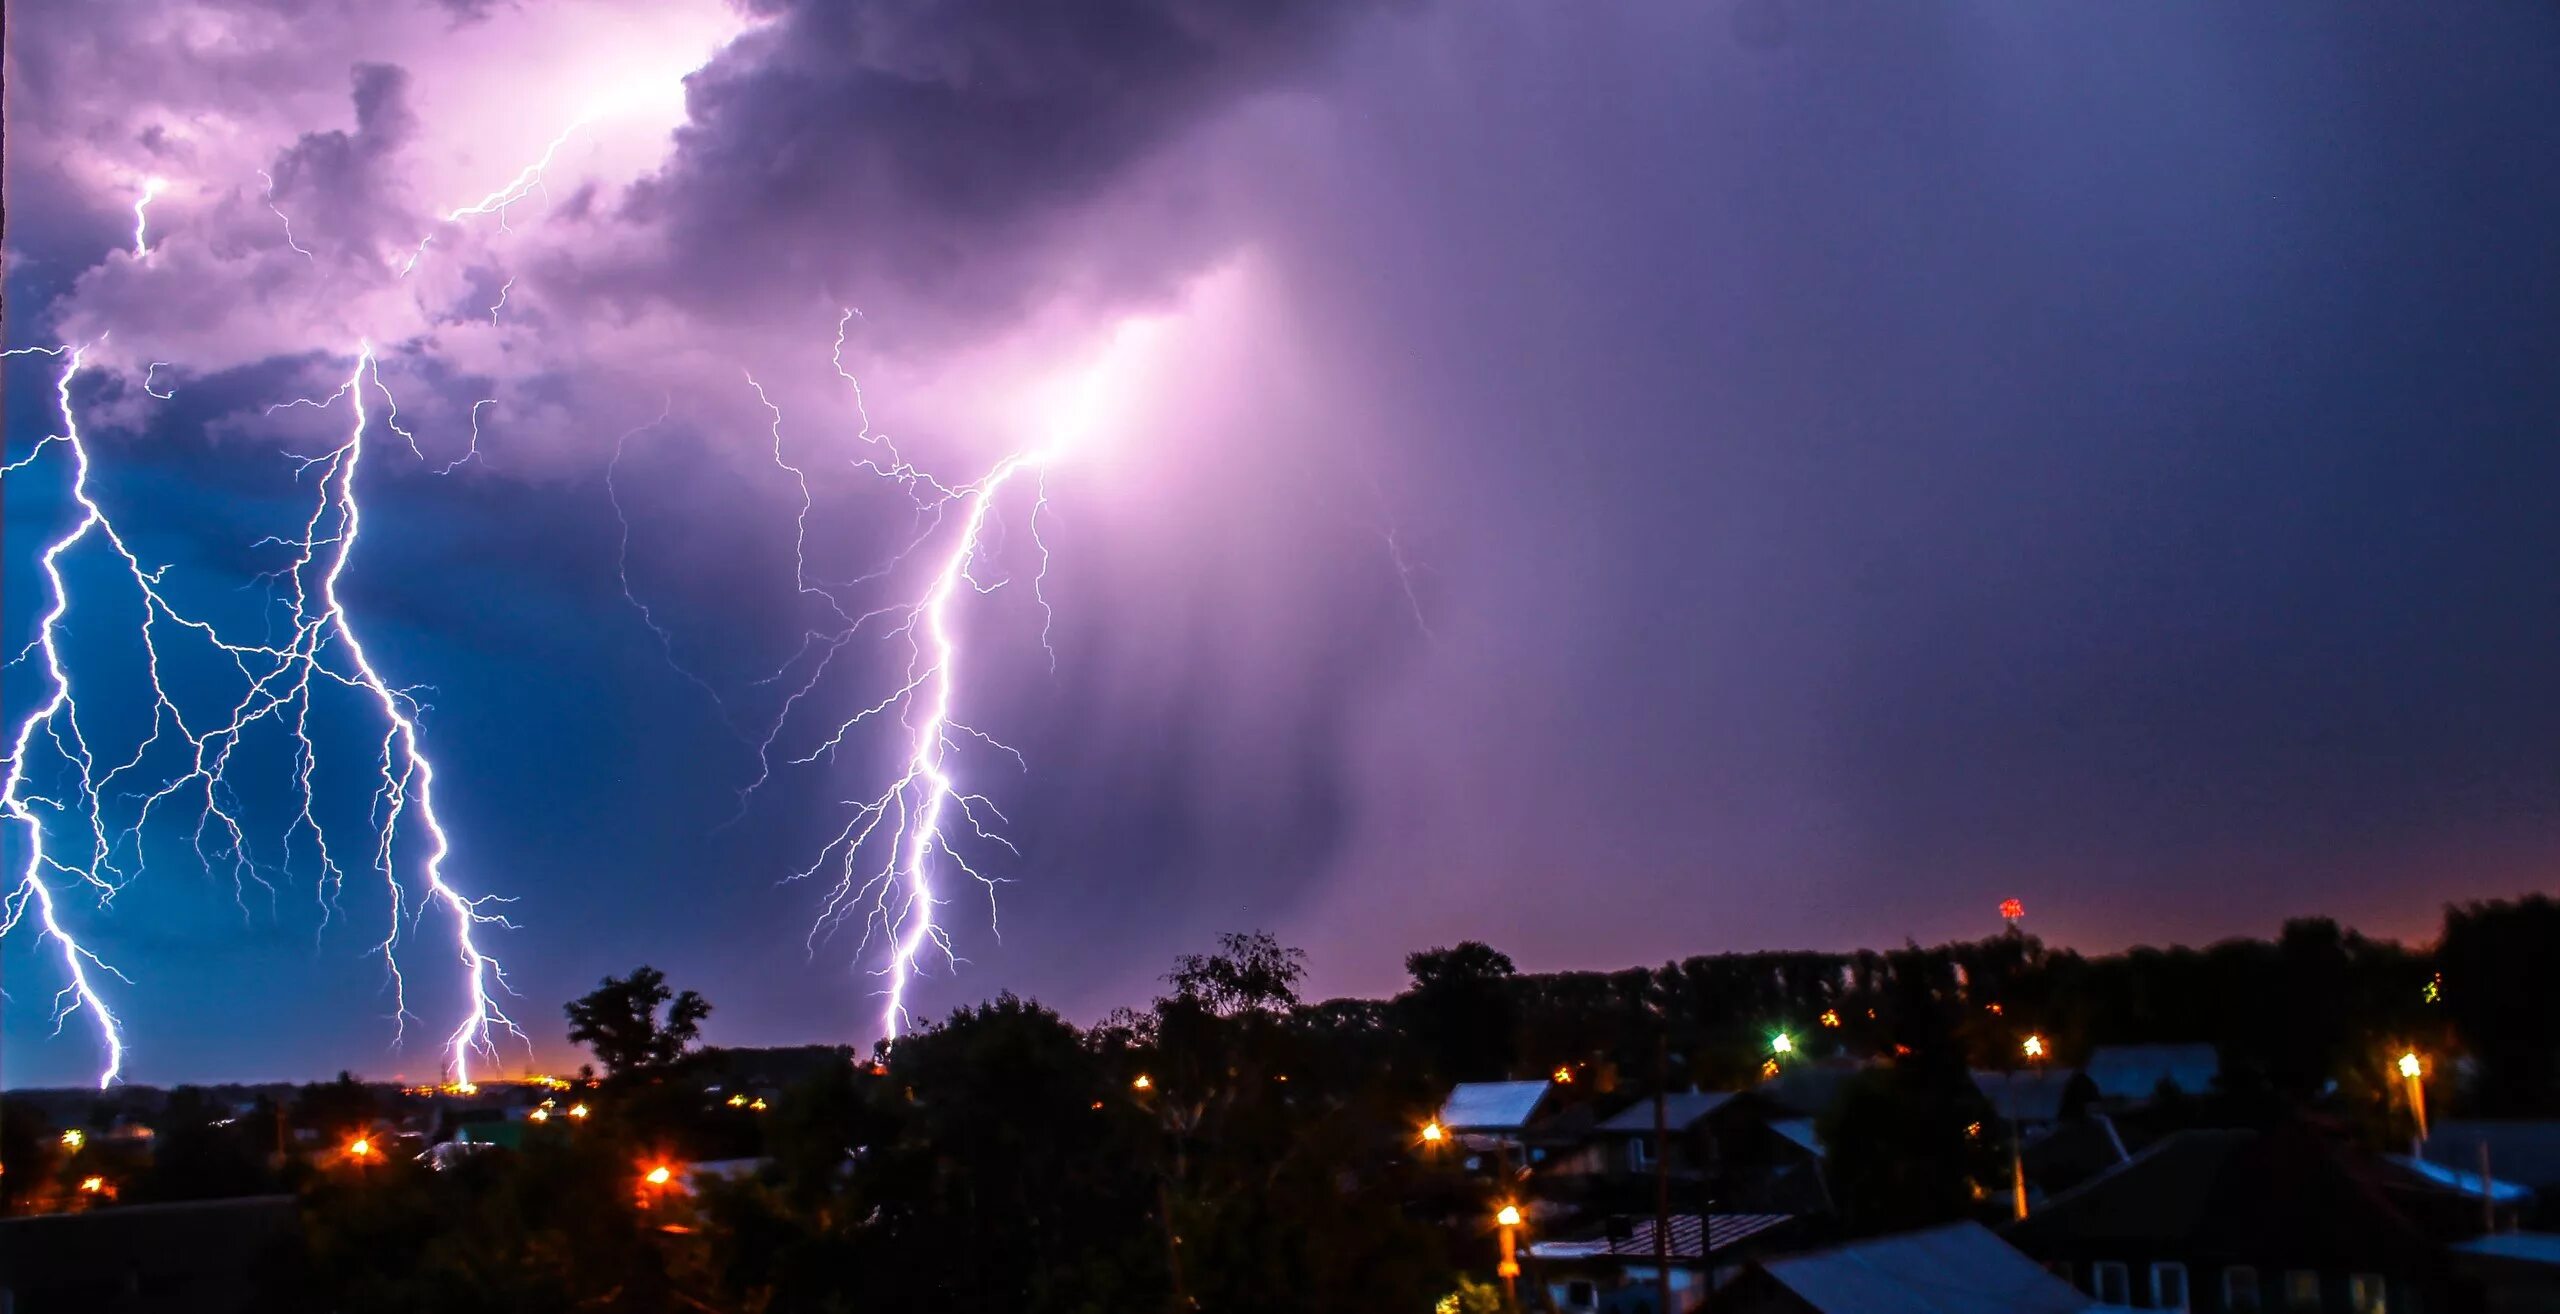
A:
530 1107 551 1123
566 1103 590 1120
1132 1074 1153 1091
1495 1203 1524 1302
347 1137 374 1160
59 1129 85 1150
1552 1065 1574 1085
2023 1034 2047 1061
2398 1051 2429 1152
79 1175 107 1194
1421 1120 1446 1145
749 1098 767 1111
645 1164 674 1187
726 1094 748 1108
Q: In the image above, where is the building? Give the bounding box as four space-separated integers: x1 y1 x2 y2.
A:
1544 1090 1830 1216
1714 1220 2094 1314
0 1194 301 1314
2008 1123 2501 1311
1527 1212 1797 1313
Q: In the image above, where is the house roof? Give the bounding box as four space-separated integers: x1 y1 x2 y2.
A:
2006 1125 2444 1269
1439 1080 1552 1132
2383 1154 2534 1204
1527 1212 1794 1261
2452 1233 2560 1269
1750 1221 2093 1314
1753 1058 1868 1117
1596 1091 1738 1134
1771 1118 1823 1157
2082 1043 2217 1101
2427 1121 2560 1191
1974 1068 2082 1123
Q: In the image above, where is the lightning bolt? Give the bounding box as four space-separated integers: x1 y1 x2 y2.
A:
132 178 168 258
613 313 1143 1043
1 340 520 1086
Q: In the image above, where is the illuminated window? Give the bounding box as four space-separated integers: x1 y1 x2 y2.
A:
2224 1266 2261 1312
2287 1271 2321 1308
2151 1262 2189 1310
2093 1262 2130 1306
2348 1274 2386 1314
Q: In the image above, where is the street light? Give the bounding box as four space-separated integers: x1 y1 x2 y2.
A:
78 1176 107 1194
2398 1051 2428 1153
347 1137 374 1160
1421 1120 1446 1145
645 1164 674 1187
1495 1203 1524 1304
566 1103 590 1120
1771 1032 1794 1056
2023 1034 2046 1060
1132 1074 1153 1091
59 1129 84 1150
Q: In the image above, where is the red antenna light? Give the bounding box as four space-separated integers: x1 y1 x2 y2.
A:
1999 898 2025 922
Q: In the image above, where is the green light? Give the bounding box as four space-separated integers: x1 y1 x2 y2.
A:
1770 1032 1794 1055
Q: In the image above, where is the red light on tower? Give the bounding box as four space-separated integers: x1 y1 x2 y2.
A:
1999 898 2025 923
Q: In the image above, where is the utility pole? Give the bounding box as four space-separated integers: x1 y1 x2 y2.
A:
1655 1030 1675 1314
1158 1177 1191 1312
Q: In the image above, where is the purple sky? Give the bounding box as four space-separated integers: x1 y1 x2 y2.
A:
6 0 2558 1086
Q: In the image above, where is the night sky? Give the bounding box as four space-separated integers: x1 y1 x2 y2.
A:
6 1 2557 1088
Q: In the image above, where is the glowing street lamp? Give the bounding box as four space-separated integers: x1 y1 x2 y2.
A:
2398 1051 2429 1152
566 1103 590 1120
2023 1034 2047 1061
1770 1032 1794 1056
1132 1074 1153 1091
529 1107 551 1123
645 1164 674 1188
59 1129 85 1150
1495 1203 1524 1302
1552 1065 1574 1085
347 1137 374 1160
79 1175 107 1194
1421 1120 1446 1145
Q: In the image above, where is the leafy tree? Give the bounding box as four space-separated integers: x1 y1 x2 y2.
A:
1 1099 61 1214
1399 941 1520 1083
564 965 712 1082
2439 895 2560 1115
1165 930 1307 1016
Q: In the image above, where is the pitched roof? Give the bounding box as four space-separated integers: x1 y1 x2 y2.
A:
1439 1080 1552 1132
2427 1121 2560 1191
2083 1043 2218 1101
2382 1154 2533 1204
1750 1221 2093 1314
1527 1213 1794 1261
2452 1232 2560 1269
2007 1125 2443 1269
1771 1118 1823 1157
1596 1090 1738 1134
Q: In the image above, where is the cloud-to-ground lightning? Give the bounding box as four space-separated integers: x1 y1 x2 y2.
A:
616 315 1154 1042
1 341 521 1086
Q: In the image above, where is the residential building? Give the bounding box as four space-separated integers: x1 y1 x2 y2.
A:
1714 1220 2094 1314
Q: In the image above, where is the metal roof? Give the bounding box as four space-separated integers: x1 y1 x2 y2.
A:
1754 1221 2095 1314
1527 1213 1793 1261
1439 1080 1552 1131
1596 1090 1738 1134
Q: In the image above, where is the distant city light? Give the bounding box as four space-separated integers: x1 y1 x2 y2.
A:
2398 1051 2422 1080
348 1137 373 1158
2023 1034 2047 1060
727 1094 748 1107
750 1097 768 1111
1132 1074 1153 1091
645 1164 673 1186
1819 1009 1841 1028
1770 1032 1794 1055
79 1176 106 1193
1552 1066 1574 1085
59 1129 84 1149
567 1104 590 1120
1495 1204 1522 1228
1421 1121 1446 1144
529 1108 551 1122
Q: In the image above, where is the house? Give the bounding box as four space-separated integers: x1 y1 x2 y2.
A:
1714 1220 2094 1314
2430 1123 2560 1225
1543 1091 1830 1217
2082 1044 2219 1104
2008 1123 2491 1311
1526 1212 1797 1313
1437 1079 1561 1174
1975 1067 2086 1127
2448 1233 2560 1313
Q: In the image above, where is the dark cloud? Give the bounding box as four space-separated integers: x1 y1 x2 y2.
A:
615 0 1385 335
265 63 423 269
